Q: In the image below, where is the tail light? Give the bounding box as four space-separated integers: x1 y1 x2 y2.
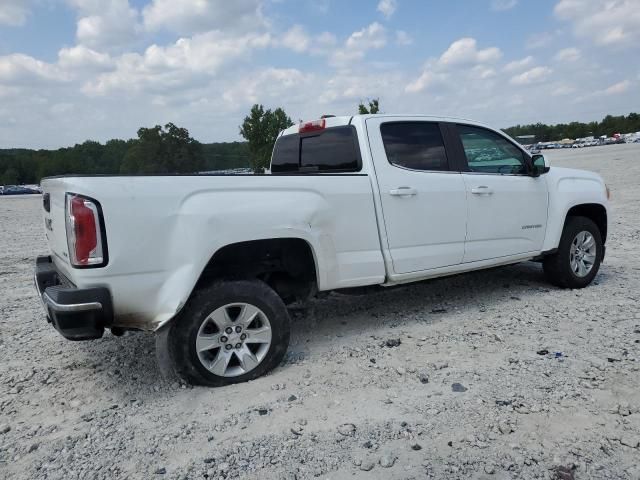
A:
65 194 107 267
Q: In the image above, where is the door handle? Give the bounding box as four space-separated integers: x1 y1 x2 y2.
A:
471 186 493 195
389 187 417 196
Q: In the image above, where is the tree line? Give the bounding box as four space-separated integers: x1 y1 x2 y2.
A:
0 123 249 185
503 113 640 143
2 107 639 185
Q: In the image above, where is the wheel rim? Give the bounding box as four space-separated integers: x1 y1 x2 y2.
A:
569 230 597 278
195 303 272 378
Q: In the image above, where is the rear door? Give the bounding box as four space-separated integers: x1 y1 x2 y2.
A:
452 124 548 263
366 118 467 274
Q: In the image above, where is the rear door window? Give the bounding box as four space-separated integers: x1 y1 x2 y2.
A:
380 122 450 171
271 126 361 173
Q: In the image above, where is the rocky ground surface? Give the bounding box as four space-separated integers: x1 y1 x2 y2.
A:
1 144 639 480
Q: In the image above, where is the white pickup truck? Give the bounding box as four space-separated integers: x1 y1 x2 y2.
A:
35 115 609 386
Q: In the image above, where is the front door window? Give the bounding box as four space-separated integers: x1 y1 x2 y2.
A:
458 125 527 175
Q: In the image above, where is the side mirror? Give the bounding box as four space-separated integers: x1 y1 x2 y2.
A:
531 154 550 176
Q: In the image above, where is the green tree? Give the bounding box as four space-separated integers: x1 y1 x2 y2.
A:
358 98 380 114
121 123 204 174
202 142 250 171
239 104 294 172
1 167 19 185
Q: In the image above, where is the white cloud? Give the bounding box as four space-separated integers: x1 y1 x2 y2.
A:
83 31 272 95
68 0 140 49
604 79 631 95
0 54 66 83
58 45 113 70
554 47 581 62
330 22 387 67
377 0 397 19
555 0 640 48
438 37 502 66
222 68 309 106
396 30 412 46
405 37 501 93
346 22 387 50
510 66 553 85
143 0 264 35
279 25 310 53
405 71 433 93
472 65 497 79
276 28 338 56
503 56 534 72
314 32 338 53
318 70 404 106
0 0 31 26
551 84 576 96
491 0 517 11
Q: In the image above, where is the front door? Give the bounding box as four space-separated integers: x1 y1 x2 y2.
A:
453 124 549 263
366 118 467 274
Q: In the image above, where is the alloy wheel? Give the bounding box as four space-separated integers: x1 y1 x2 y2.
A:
195 303 272 377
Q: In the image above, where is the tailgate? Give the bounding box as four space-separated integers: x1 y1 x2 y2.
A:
41 179 73 277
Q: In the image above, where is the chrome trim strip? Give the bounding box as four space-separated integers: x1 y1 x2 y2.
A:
42 292 102 312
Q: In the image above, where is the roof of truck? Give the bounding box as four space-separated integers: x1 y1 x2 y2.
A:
280 114 493 137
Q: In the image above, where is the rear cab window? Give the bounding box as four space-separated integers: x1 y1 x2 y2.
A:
271 126 362 173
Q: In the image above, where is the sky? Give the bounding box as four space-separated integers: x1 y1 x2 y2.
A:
0 0 638 149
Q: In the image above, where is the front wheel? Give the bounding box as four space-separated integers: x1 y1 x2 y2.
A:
160 279 290 387
543 216 603 289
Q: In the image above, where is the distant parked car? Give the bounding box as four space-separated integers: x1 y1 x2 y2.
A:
2 185 39 195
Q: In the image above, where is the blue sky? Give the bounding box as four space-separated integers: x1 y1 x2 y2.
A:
0 0 638 148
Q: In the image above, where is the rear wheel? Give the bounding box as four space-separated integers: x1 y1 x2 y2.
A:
160 279 290 387
543 216 603 289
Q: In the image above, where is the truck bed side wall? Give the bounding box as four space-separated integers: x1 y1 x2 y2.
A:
42 175 386 329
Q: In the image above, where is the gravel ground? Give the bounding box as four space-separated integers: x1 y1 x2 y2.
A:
1 143 639 480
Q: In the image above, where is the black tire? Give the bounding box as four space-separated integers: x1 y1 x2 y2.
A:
161 279 290 387
543 216 603 289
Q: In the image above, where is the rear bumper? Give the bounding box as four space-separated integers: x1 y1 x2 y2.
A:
34 255 113 341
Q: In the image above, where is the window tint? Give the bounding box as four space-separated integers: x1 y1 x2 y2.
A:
301 127 360 172
458 125 527 174
380 122 449 172
270 126 361 173
271 134 298 173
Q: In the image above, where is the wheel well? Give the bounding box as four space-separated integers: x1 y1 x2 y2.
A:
566 204 607 242
196 238 318 304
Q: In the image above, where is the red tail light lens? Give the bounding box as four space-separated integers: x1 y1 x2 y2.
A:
299 119 325 133
65 194 105 267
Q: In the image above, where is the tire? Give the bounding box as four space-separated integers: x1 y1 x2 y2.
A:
543 216 603 289
161 279 290 387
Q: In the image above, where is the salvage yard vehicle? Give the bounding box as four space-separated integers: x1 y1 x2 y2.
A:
35 115 610 386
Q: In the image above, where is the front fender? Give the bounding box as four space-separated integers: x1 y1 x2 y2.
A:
542 168 608 251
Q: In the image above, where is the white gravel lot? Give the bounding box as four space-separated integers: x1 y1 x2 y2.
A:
1 144 639 480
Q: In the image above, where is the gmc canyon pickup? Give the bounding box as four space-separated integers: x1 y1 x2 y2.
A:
35 115 609 386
